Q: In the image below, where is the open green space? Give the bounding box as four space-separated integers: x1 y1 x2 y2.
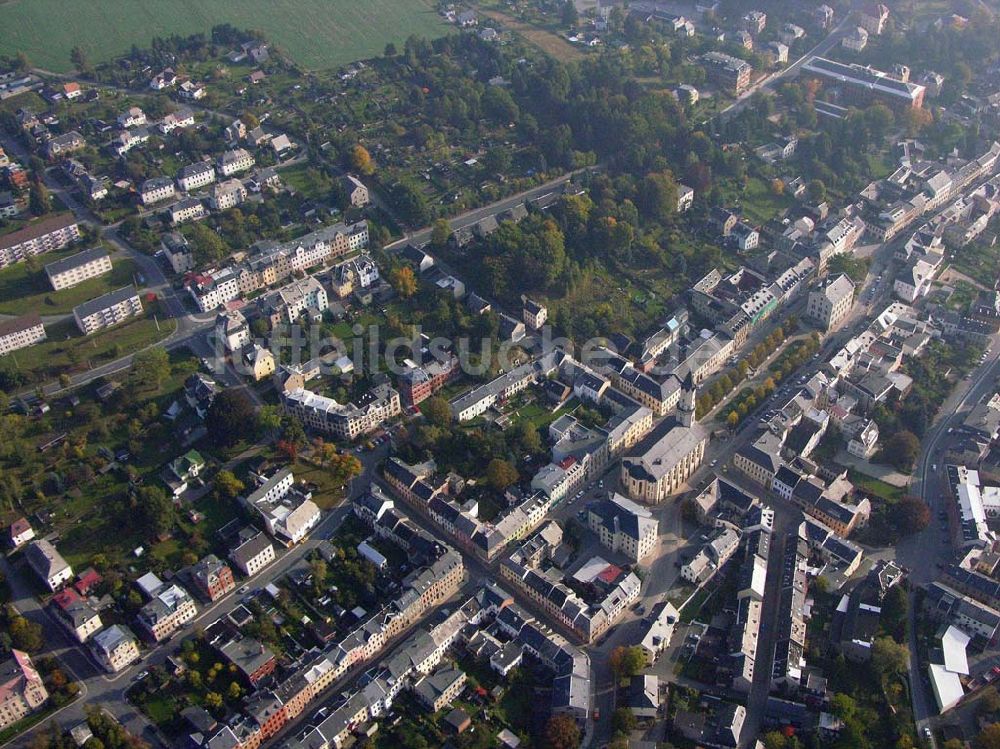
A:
5 312 175 384
0 0 450 73
0 254 138 315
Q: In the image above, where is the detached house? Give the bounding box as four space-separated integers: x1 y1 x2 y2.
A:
25 539 73 591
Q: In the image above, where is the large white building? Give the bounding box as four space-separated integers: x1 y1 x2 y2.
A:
45 247 113 291
807 274 855 332
73 286 143 334
0 314 46 355
0 213 80 268
189 268 241 312
139 176 176 205
208 178 248 211
90 625 140 673
620 376 708 504
176 161 216 192
24 540 73 591
241 468 322 546
218 148 255 176
587 493 659 562
284 384 402 441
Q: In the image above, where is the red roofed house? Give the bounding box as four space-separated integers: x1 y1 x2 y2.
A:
74 568 102 596
8 518 34 549
63 82 82 100
597 563 624 585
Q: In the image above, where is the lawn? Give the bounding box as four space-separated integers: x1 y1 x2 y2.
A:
739 176 794 225
0 254 138 315
7 312 176 383
849 470 905 503
0 0 451 73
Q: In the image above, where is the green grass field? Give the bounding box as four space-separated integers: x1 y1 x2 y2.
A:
0 0 450 73
0 253 138 315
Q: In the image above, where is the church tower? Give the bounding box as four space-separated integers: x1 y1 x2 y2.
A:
679 371 696 428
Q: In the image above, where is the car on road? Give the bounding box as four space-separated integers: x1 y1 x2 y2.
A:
238 585 249 594
135 670 149 681
923 727 931 738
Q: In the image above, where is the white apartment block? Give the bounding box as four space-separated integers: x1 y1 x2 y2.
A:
807 274 855 332
284 384 402 441
90 625 140 673
208 178 248 211
140 177 176 205
44 247 112 291
189 268 241 312
0 314 46 355
218 148 255 176
137 581 197 643
176 161 216 192
73 286 143 335
0 213 80 268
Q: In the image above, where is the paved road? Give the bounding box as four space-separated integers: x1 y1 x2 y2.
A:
712 5 856 124
896 332 1000 747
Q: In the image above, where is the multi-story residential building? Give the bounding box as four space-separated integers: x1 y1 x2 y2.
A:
702 52 752 94
587 493 659 562
169 197 207 225
522 298 548 331
412 666 467 712
136 578 197 643
139 176 176 205
50 588 102 642
734 431 783 489
90 625 140 673
450 354 559 421
218 637 277 686
0 213 80 267
284 384 402 441
25 539 73 591
176 161 216 192
0 650 48 730
230 528 276 577
218 148 255 176
216 308 251 353
208 178 248 211
188 268 240 312
0 314 46 356
73 286 143 334
924 581 1000 643
191 555 236 602
263 276 328 325
45 247 113 290
341 174 370 207
803 57 925 110
398 355 461 406
161 231 193 274
241 468 322 546
807 274 855 332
